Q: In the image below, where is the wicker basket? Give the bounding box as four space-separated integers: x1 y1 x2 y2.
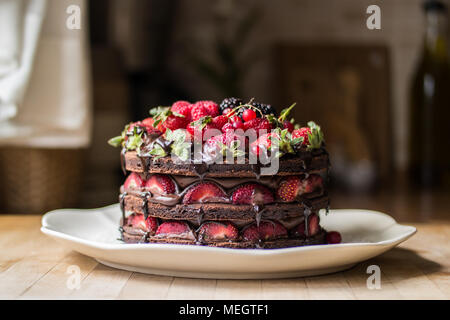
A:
0 147 86 214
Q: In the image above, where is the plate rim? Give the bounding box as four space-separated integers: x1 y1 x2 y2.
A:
40 204 417 255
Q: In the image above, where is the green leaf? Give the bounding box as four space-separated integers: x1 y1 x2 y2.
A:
107 136 123 148
126 132 143 152
306 121 324 150
148 143 167 160
149 106 170 117
278 103 296 122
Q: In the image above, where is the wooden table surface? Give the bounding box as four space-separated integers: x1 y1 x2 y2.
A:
0 212 449 300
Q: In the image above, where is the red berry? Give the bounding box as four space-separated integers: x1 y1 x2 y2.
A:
211 115 228 130
290 214 320 238
230 116 241 123
308 214 320 236
125 213 158 234
231 183 274 205
183 182 227 204
221 123 233 133
249 132 279 156
276 175 323 202
163 114 188 131
243 118 273 133
192 101 219 118
171 101 192 122
292 127 311 145
155 221 195 240
145 174 176 195
283 120 294 133
197 221 239 242
242 109 256 122
190 104 209 121
326 231 342 244
232 120 244 130
242 221 287 241
124 172 145 190
222 108 235 117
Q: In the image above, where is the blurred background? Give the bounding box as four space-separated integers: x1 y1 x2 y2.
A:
0 0 449 222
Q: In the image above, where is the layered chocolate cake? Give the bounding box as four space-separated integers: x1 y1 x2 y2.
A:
109 98 341 248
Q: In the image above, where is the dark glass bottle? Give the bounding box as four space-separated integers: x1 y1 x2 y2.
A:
408 0 450 188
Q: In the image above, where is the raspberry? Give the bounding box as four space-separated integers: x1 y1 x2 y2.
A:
243 118 273 133
171 101 192 122
211 115 229 130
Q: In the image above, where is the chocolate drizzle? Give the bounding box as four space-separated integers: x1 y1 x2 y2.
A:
120 149 127 175
119 191 127 220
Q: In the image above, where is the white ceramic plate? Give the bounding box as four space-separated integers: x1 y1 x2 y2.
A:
41 205 416 279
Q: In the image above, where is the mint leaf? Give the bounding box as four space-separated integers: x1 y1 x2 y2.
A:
278 103 296 122
148 143 167 160
108 136 123 147
306 121 324 150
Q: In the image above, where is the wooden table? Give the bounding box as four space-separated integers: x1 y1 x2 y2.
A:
0 213 449 300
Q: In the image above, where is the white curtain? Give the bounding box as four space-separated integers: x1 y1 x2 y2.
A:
0 0 91 148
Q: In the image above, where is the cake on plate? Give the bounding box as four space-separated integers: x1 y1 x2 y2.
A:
108 98 341 248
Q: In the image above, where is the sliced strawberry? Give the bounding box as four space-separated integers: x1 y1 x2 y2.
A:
231 183 274 205
290 214 320 238
124 172 145 190
155 221 195 240
183 182 227 204
308 213 320 236
277 175 323 202
145 174 176 195
242 221 287 241
197 221 238 242
125 213 158 234
292 127 311 145
326 231 342 244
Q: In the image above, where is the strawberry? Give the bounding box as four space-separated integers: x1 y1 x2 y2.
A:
242 221 287 241
171 100 192 122
155 221 195 239
124 172 145 190
191 101 218 120
243 117 273 133
231 183 274 205
197 221 238 242
125 213 158 234
290 214 320 238
326 231 342 244
249 132 279 156
183 182 227 204
211 115 228 130
193 100 219 117
308 214 320 236
145 174 176 195
221 122 233 133
163 114 189 131
292 127 311 145
277 175 323 202
186 121 217 140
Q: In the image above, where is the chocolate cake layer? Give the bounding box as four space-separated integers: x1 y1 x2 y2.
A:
121 193 329 222
123 148 329 177
122 229 327 248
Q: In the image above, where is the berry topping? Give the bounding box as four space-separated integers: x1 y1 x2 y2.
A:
292 127 311 145
250 101 276 116
249 132 279 156
163 114 189 131
283 120 294 133
171 101 192 122
221 122 233 133
155 221 195 240
197 221 239 242
124 172 145 190
231 183 274 205
276 175 323 202
242 220 287 241
219 97 243 114
125 213 158 234
211 115 229 130
242 109 257 122
192 101 219 119
326 231 342 244
145 174 176 195
243 117 273 133
183 182 227 204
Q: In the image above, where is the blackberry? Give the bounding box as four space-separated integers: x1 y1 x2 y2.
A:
219 97 243 114
251 102 276 116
